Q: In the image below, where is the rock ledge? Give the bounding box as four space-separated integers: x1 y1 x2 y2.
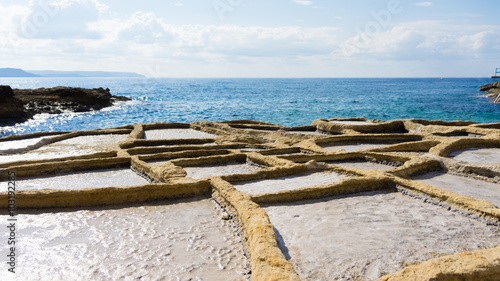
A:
0 85 130 125
480 82 500 103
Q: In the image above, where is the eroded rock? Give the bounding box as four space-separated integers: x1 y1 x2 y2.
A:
480 81 500 103
0 85 130 125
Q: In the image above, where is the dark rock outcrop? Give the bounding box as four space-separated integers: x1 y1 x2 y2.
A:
0 85 14 99
480 82 500 103
0 86 130 125
0 86 26 122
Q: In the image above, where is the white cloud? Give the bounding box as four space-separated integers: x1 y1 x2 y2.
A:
337 21 500 60
14 0 108 39
415 2 433 7
58 0 108 13
0 4 29 36
116 12 173 44
292 0 313 6
1 3 500 77
170 1 183 7
87 14 339 60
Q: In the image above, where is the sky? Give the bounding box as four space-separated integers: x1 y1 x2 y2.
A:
0 0 499 77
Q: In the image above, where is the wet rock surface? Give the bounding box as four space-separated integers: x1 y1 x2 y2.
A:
0 85 130 125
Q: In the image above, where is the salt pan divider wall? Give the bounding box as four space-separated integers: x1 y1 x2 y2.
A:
0 118 499 280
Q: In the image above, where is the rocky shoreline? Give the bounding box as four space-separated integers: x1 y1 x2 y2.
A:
0 85 130 125
480 81 500 103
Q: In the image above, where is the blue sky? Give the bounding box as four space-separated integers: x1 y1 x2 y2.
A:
1 0 499 77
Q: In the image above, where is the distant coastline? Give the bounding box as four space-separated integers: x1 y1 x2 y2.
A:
0 68 144 78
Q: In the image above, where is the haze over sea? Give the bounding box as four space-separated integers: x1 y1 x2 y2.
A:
1 77 499 137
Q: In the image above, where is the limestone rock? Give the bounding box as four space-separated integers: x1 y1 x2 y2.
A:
480 82 500 102
305 159 328 170
377 246 500 281
480 81 500 92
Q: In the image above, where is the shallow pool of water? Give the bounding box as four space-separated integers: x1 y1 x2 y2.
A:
234 171 347 195
0 199 249 281
264 191 500 281
322 143 390 152
145 129 216 140
413 172 500 207
328 161 396 170
0 136 54 153
449 148 500 165
184 163 260 179
15 168 149 190
0 134 128 164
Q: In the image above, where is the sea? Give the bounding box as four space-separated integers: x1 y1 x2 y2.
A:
1 77 499 137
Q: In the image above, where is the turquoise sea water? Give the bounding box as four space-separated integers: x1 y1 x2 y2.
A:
0 78 499 137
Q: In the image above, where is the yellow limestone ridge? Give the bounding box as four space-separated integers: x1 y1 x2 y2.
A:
0 118 499 280
377 246 500 281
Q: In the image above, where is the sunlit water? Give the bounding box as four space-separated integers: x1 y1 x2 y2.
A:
1 77 499 137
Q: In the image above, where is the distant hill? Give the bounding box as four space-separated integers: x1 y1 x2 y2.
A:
0 68 40 77
0 68 145 78
28 70 145 78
